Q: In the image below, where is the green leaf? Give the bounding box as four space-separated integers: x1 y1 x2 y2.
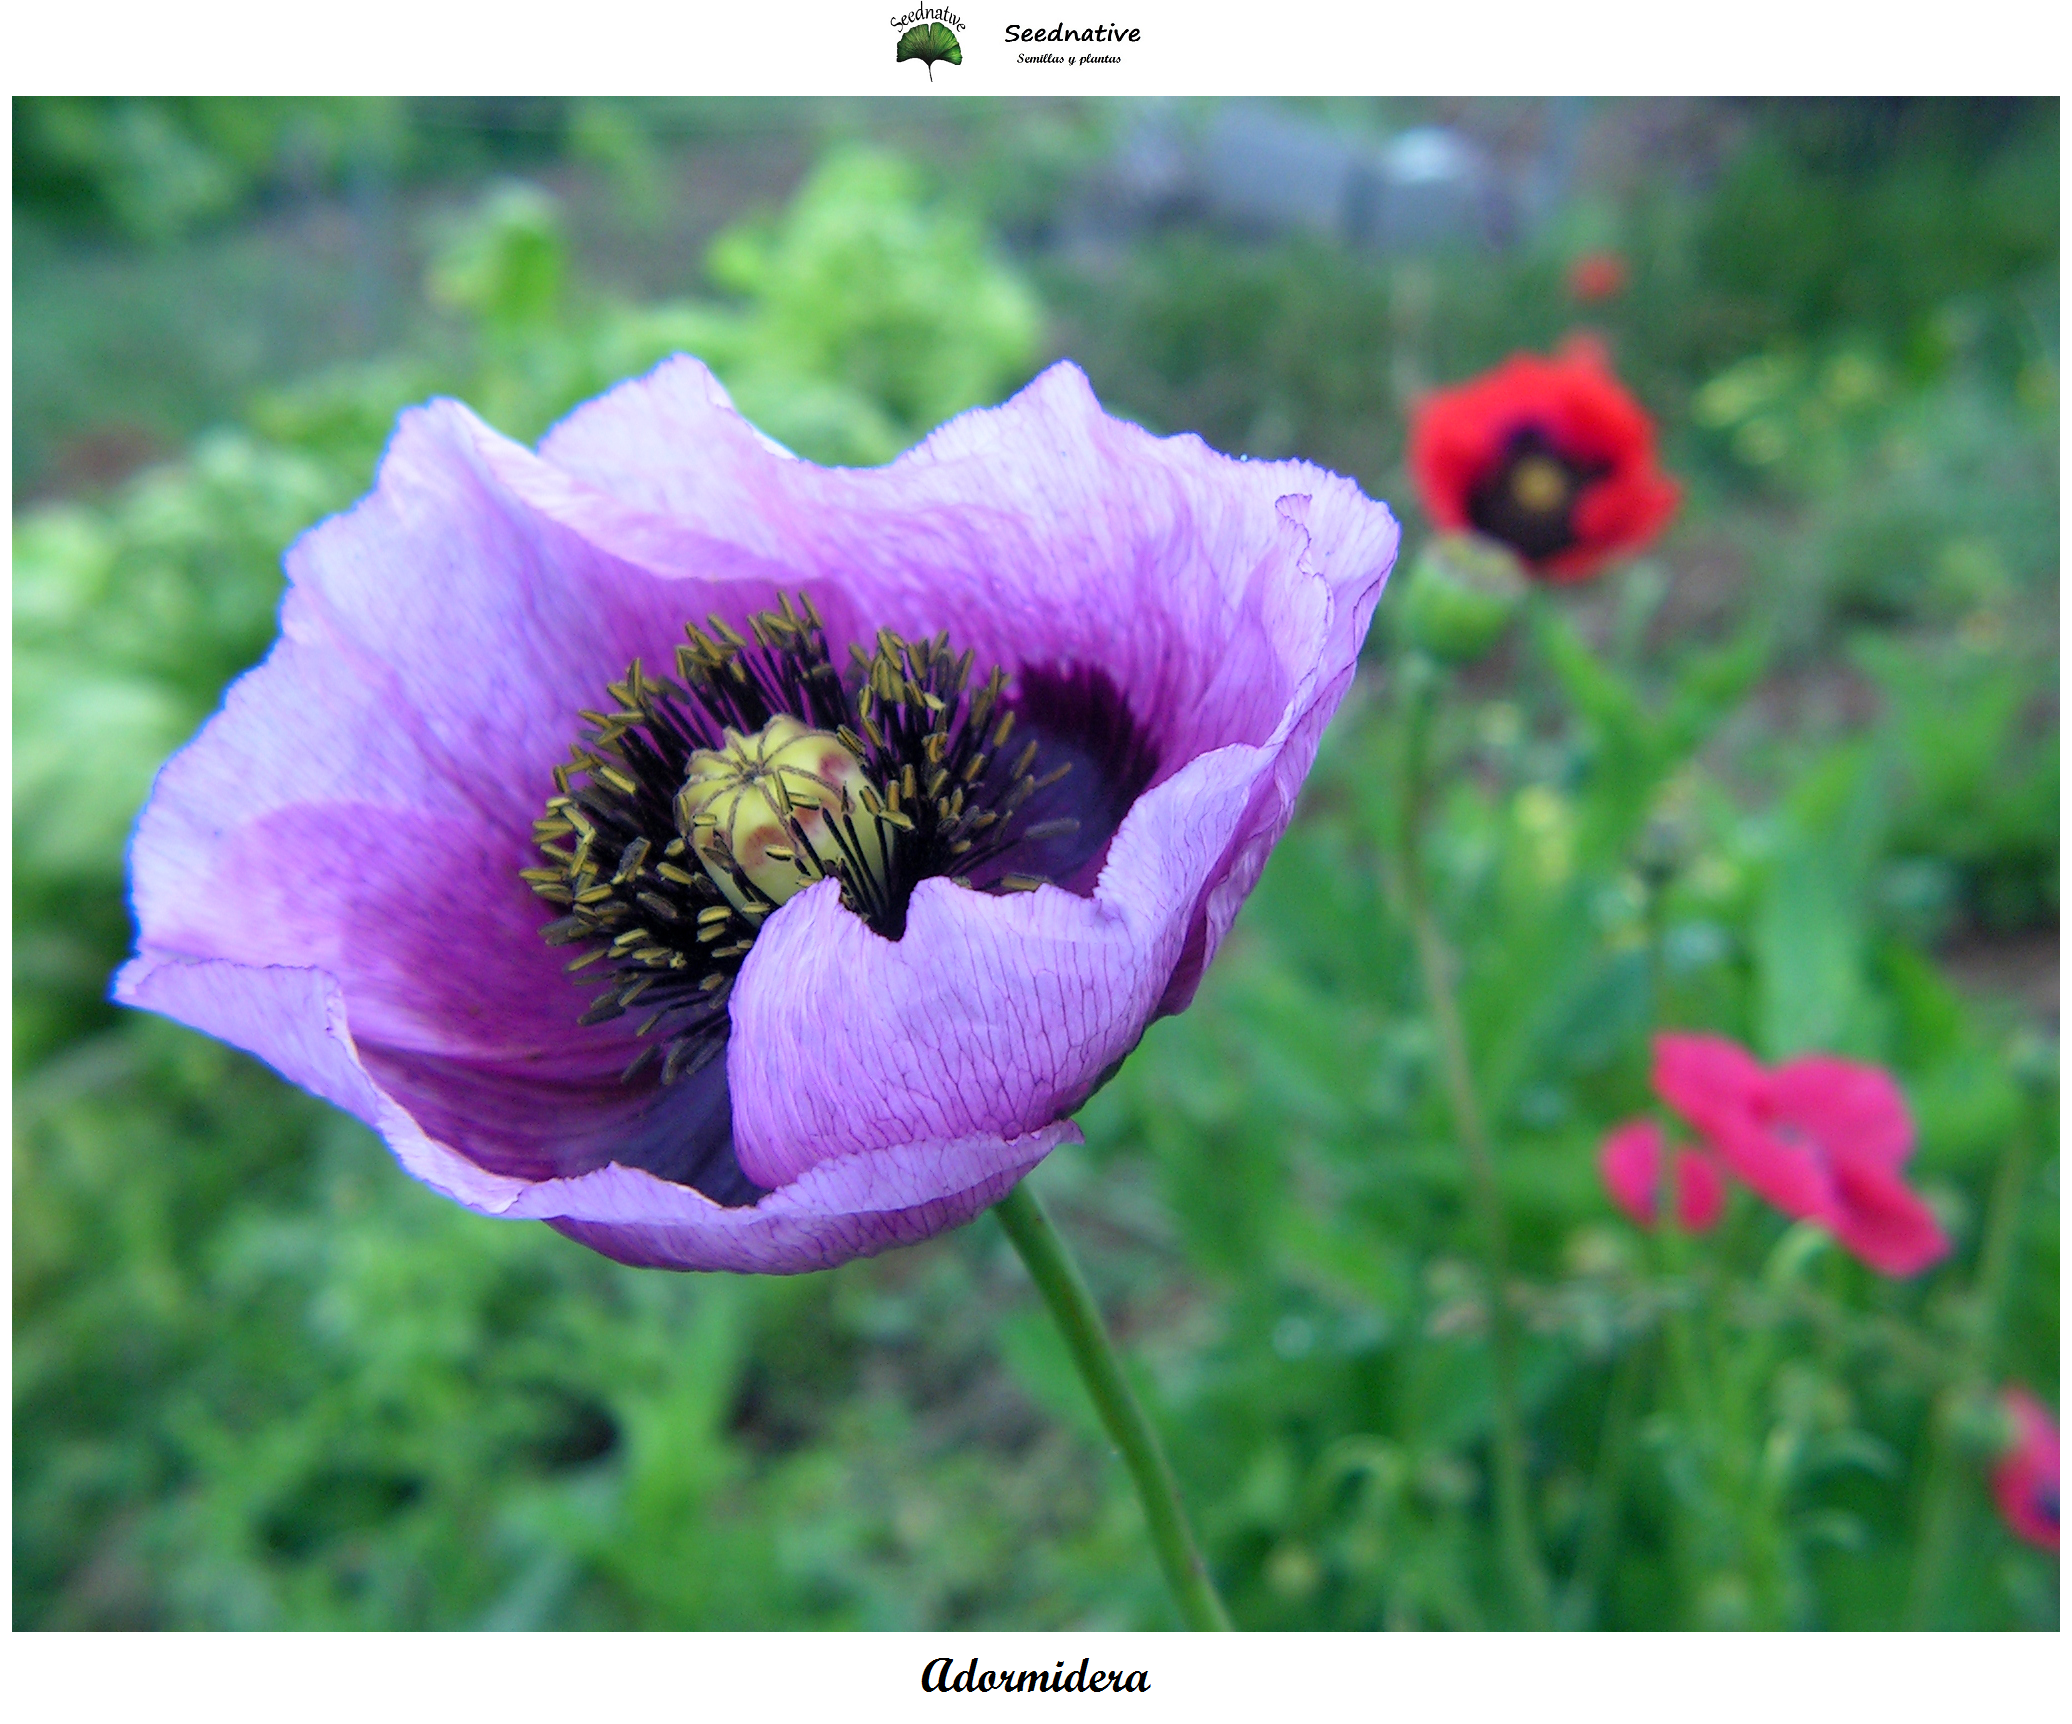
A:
895 21 962 79
1530 946 1654 1077
1755 745 1891 1059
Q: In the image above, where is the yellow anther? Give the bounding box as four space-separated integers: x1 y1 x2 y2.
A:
1509 454 1570 515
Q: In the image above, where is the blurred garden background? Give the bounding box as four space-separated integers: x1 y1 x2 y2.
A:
13 97 2059 1629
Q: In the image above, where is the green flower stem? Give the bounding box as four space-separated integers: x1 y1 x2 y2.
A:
1659 1253 1712 1615
1906 1066 2039 1627
1563 837 1669 1627
1724 1253 1791 1630
993 1181 1234 1631
1568 1332 1648 1626
1567 808 1684 1628
1393 657 1553 1630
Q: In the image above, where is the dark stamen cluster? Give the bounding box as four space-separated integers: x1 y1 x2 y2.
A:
524 594 1079 1086
842 624 1078 912
1467 426 1609 562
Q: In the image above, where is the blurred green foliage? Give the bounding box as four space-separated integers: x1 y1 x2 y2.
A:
1694 99 2056 359
14 98 405 243
13 100 2059 1629
13 97 725 246
707 149 1040 439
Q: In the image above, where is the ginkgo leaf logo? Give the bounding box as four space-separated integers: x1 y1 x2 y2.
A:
896 21 962 79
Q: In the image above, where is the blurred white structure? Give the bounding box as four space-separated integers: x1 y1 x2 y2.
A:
1105 101 1580 254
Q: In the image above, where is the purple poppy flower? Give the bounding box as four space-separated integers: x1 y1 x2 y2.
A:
116 358 1398 1273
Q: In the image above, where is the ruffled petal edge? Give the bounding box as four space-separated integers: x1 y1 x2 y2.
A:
114 951 1074 1273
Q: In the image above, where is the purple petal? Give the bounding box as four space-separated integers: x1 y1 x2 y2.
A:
122 399 810 1171
532 1123 1070 1274
539 360 1394 763
725 741 1270 1188
531 356 1397 1015
114 952 1072 1273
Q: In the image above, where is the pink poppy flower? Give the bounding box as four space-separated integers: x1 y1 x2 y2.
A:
1599 1117 1725 1232
1991 1387 2060 1553
1650 1033 1948 1277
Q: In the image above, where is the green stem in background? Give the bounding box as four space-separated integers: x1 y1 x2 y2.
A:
1905 1053 2041 1627
993 1181 1234 1631
1568 1333 1648 1626
1726 1252 1792 1629
1569 853 1680 1628
1655 1215 1715 1618
1392 657 1553 1630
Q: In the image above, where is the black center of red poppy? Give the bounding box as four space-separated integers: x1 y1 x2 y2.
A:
520 593 1157 1205
1467 426 1607 563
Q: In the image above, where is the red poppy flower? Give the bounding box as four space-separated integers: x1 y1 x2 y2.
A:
1566 251 1630 304
1599 1118 1726 1232
1650 1033 1949 1277
1991 1387 2059 1553
1407 338 1681 583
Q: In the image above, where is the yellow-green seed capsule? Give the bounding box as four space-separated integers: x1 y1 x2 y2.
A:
675 715 893 912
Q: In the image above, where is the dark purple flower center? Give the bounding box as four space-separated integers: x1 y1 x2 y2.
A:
1467 426 1607 562
522 594 1156 1203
